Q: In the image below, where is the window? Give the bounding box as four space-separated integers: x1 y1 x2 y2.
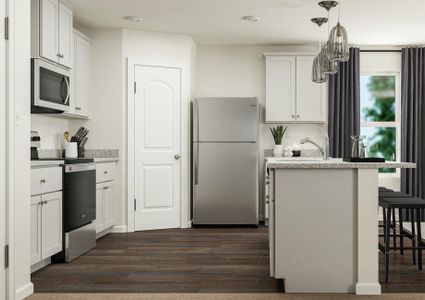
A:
360 73 400 173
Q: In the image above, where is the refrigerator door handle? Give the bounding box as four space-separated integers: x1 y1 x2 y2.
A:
194 142 199 185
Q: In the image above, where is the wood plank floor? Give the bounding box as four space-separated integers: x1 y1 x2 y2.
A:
32 227 425 293
32 227 283 293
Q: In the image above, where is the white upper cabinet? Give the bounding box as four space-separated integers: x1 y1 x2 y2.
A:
67 30 91 118
39 0 59 62
265 56 296 122
32 0 73 69
265 54 327 123
58 2 73 68
296 56 326 122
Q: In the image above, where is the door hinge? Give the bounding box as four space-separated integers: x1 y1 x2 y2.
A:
134 82 137 94
4 17 9 40
4 245 9 269
134 198 136 211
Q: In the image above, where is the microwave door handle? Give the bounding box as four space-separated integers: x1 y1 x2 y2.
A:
64 76 70 105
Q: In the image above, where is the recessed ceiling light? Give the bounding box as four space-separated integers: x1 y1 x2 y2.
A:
241 16 260 22
123 15 143 23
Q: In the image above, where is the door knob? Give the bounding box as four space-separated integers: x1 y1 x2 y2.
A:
174 154 181 160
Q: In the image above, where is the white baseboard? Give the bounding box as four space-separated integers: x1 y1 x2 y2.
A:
15 282 33 300
111 225 128 233
181 220 192 228
31 257 51 273
355 283 381 295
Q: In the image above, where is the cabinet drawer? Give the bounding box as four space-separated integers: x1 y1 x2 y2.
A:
96 162 116 183
31 167 63 196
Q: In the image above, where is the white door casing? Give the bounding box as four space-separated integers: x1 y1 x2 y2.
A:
134 65 181 231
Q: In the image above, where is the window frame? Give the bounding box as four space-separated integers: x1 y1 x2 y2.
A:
360 70 401 177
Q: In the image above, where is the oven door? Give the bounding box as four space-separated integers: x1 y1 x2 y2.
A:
64 164 96 232
32 59 71 112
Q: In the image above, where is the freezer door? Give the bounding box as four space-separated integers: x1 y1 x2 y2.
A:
194 98 258 142
193 142 258 225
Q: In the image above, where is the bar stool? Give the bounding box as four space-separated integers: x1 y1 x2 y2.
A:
379 196 425 283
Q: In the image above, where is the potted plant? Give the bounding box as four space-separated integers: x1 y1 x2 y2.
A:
270 126 287 157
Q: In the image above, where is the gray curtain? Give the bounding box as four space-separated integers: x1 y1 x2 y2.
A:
328 47 361 158
401 48 425 198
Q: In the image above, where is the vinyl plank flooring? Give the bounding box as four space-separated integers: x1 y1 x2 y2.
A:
32 227 425 293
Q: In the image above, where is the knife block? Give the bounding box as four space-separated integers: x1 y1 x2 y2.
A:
78 145 85 158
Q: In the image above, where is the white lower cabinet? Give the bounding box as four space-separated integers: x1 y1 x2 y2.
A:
95 182 116 236
30 191 63 266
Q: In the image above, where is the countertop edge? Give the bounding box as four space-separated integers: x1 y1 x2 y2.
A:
267 162 416 169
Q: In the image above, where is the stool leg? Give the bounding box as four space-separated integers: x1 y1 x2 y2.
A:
385 207 391 283
392 208 397 251
416 208 422 271
399 208 404 255
411 209 417 265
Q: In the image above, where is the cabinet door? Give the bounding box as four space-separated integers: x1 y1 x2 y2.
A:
265 56 296 122
103 182 115 229
74 34 90 116
95 184 104 233
40 0 59 63
31 196 42 265
41 191 63 260
58 1 73 68
296 56 327 122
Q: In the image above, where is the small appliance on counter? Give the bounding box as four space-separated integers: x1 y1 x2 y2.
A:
31 131 41 159
66 127 89 158
343 135 385 163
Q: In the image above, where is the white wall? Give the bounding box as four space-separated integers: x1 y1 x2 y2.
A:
69 28 125 225
195 45 326 218
31 115 70 150
11 0 32 298
68 28 197 229
360 51 402 191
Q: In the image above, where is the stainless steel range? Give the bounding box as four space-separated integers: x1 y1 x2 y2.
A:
53 158 96 262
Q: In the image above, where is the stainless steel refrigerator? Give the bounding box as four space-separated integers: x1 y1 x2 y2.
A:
192 97 259 225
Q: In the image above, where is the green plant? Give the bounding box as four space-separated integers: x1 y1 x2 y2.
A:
270 126 287 145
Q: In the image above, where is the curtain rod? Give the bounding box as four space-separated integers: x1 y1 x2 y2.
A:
360 50 402 53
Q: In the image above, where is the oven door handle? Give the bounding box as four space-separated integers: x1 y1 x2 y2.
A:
65 164 96 173
64 76 70 105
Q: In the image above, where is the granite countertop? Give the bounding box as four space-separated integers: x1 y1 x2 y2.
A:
31 160 65 167
266 157 416 169
93 157 119 163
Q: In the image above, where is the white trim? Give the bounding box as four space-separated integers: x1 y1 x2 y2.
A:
111 225 128 233
360 71 401 177
127 58 190 232
30 258 51 273
355 283 381 295
15 283 33 300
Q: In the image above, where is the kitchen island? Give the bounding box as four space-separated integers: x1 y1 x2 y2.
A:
266 158 415 295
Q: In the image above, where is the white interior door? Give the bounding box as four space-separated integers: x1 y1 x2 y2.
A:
0 0 7 296
134 65 181 231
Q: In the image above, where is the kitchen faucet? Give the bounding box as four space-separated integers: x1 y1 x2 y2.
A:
299 134 330 160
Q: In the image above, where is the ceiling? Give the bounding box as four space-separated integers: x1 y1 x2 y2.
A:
69 0 425 45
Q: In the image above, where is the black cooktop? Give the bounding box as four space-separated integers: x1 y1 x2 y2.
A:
32 158 94 164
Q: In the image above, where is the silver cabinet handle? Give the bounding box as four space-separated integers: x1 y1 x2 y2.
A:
104 186 109 190
40 200 47 205
40 179 46 183
57 53 64 58
291 114 295 118
44 200 48 205
64 77 70 105
174 154 181 160
297 115 300 118
104 171 108 174
266 180 270 185
75 107 81 111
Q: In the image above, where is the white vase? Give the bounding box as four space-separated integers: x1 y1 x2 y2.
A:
273 145 284 157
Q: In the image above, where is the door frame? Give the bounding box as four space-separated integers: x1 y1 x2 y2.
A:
127 58 190 232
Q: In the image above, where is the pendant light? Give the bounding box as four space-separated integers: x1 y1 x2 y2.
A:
318 1 338 75
328 0 349 62
311 17 328 83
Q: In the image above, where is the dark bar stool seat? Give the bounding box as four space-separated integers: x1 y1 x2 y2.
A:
379 196 425 283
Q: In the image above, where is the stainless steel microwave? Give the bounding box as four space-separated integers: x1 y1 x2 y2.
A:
31 58 71 113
